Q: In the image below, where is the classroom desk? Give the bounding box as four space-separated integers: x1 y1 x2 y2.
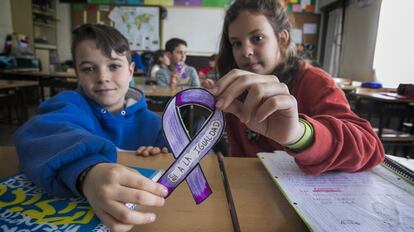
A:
136 84 188 97
0 147 234 231
0 80 39 123
353 87 414 104
223 157 308 232
0 71 77 100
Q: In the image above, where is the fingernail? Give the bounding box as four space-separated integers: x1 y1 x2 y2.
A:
216 99 223 108
161 188 169 197
148 215 156 223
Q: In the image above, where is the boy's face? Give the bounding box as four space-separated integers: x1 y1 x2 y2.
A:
75 40 134 113
168 44 187 65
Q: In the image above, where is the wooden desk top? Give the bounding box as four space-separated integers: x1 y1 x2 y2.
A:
353 88 414 104
137 84 189 97
223 157 307 232
0 80 38 90
0 70 77 79
0 147 233 231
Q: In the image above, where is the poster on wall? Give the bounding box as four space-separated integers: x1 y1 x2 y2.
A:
144 0 174 6
174 0 202 6
108 6 160 50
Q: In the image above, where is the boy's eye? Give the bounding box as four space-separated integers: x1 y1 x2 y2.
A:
109 64 122 71
81 66 95 73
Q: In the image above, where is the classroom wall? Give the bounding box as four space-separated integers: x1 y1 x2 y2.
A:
0 0 13 51
56 2 72 62
339 0 381 82
318 0 338 8
162 7 225 56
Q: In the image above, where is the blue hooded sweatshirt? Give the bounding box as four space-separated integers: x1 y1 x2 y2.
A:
14 87 167 197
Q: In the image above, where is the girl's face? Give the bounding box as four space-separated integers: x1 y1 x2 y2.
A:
228 10 282 75
75 40 134 113
160 54 170 66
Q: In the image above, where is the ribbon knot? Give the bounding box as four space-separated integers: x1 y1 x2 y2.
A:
157 88 225 204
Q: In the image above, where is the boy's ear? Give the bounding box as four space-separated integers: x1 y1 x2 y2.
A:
278 29 290 46
129 62 135 79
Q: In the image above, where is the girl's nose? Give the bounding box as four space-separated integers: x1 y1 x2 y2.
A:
242 44 254 58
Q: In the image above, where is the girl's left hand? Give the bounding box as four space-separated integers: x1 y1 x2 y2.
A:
211 69 304 145
136 146 169 156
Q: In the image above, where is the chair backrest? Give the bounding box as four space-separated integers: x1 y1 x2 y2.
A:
141 51 154 77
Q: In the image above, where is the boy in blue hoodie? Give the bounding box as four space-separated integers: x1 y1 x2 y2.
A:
14 24 168 230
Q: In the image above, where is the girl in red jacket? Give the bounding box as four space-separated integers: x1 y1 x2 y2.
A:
211 0 384 174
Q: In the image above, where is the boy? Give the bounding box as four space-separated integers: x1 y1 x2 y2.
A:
156 38 200 87
14 24 168 230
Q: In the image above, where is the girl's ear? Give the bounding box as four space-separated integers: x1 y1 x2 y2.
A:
278 29 290 46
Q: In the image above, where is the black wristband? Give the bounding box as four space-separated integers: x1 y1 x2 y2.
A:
76 165 95 197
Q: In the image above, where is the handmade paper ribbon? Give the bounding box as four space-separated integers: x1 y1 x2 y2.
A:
158 88 225 204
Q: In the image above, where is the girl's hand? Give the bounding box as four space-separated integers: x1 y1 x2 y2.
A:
211 69 304 145
82 163 168 232
202 79 215 89
136 146 169 156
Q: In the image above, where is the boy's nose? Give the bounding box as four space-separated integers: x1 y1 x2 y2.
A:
97 70 110 82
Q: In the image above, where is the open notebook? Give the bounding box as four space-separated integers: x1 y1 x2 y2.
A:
258 151 414 232
0 167 162 231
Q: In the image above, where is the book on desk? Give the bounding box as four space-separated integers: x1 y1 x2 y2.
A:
0 167 161 231
258 151 414 232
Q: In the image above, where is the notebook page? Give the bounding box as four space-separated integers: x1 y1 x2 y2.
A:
258 151 414 232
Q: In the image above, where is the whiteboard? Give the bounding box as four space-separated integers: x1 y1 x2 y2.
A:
162 7 225 55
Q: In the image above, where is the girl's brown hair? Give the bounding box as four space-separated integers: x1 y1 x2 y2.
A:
217 0 301 90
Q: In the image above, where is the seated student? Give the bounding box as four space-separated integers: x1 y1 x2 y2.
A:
211 0 384 174
198 54 219 88
156 38 200 87
14 24 168 230
149 49 170 79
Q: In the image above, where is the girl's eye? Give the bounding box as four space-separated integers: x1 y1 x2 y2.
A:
231 41 242 48
81 66 95 73
252 35 264 43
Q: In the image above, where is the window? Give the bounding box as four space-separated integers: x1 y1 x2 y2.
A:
373 0 414 88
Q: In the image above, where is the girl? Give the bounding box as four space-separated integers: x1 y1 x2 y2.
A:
211 0 384 174
15 24 168 231
149 49 170 79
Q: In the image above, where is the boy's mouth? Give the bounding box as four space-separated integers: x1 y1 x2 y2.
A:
95 88 116 93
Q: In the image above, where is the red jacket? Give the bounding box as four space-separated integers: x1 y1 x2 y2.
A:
226 63 384 174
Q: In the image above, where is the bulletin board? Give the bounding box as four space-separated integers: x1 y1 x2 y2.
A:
71 4 161 51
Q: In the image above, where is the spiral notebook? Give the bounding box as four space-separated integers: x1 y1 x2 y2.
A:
258 151 414 232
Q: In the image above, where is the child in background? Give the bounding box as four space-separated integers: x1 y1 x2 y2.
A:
14 24 168 230
156 38 200 87
149 49 170 79
198 54 219 88
211 0 384 174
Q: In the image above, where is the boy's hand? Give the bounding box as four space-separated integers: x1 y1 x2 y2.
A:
136 146 169 156
169 72 179 87
82 163 168 232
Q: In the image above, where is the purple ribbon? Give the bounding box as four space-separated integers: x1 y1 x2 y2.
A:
158 88 225 204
